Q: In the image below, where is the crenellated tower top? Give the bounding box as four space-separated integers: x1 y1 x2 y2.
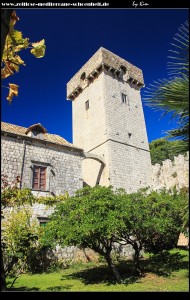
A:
67 47 144 101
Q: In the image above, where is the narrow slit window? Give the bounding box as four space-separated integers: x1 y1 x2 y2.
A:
85 100 89 110
122 93 126 103
122 93 129 106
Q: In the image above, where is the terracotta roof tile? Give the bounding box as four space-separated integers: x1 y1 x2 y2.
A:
1 122 82 151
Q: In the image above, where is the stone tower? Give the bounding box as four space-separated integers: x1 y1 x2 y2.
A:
67 47 152 192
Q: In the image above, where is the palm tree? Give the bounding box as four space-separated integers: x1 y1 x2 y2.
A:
144 20 189 153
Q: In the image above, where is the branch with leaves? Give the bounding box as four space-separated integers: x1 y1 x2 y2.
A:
1 11 46 103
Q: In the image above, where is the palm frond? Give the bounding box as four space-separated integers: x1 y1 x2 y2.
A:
144 76 189 113
167 20 189 76
143 20 189 147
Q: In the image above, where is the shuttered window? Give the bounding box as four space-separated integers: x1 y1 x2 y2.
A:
32 166 46 191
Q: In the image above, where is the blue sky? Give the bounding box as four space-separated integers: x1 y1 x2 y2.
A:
1 8 188 143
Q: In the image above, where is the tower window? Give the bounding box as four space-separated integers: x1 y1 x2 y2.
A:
122 93 129 106
85 100 89 110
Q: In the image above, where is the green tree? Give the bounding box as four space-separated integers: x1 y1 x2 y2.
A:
144 20 189 152
1 174 65 290
115 188 186 269
43 186 123 283
149 138 187 165
43 186 187 280
180 187 189 232
140 189 185 255
2 209 40 288
1 175 36 290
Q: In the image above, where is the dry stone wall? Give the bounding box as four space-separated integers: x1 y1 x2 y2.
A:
151 152 189 191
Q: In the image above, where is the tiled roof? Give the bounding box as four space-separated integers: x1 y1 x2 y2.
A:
1 122 82 151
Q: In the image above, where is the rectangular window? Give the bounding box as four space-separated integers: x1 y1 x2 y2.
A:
85 100 89 110
37 217 49 227
122 93 129 106
32 165 46 191
122 93 127 103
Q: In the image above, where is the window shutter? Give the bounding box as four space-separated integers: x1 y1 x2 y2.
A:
33 166 40 189
32 165 46 190
40 167 46 190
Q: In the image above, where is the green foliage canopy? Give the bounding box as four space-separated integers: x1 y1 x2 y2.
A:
43 186 124 283
149 138 187 165
43 186 187 281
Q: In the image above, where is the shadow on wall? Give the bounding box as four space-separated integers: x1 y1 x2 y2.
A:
82 157 106 187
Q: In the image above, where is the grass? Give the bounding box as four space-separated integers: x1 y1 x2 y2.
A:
7 248 189 292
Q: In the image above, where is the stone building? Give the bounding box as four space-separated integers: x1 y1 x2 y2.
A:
2 47 152 195
67 47 152 192
1 122 83 197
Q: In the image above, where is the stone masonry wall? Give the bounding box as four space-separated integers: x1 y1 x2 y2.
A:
108 140 151 193
103 71 152 192
72 72 111 187
151 152 189 191
72 71 106 152
1 135 83 196
103 71 149 151
53 243 140 263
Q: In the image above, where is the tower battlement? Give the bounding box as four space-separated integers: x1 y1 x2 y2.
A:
67 47 144 100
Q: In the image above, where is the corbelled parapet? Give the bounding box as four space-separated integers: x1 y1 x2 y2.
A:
67 47 144 100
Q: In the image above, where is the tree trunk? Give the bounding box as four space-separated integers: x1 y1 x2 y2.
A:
133 242 142 275
82 248 91 262
1 9 13 62
1 248 6 291
105 254 122 284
